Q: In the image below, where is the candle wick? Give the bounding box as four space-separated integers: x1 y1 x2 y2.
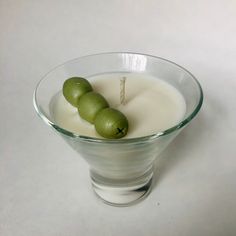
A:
120 76 126 105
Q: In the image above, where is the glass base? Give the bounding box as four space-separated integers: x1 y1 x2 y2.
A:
90 168 153 207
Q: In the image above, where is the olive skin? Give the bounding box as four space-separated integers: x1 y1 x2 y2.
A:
94 108 128 139
63 77 93 107
78 92 109 124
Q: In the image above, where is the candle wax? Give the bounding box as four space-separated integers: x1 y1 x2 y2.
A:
50 73 186 138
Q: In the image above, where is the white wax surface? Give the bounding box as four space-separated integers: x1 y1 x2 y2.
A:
51 73 186 138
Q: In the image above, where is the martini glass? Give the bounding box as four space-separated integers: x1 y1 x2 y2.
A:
33 52 203 206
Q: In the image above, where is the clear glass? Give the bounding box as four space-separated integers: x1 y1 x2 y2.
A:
33 52 203 206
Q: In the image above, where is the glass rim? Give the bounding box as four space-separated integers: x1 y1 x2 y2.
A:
33 52 203 144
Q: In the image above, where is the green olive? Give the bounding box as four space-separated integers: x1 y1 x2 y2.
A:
63 77 93 107
94 108 128 139
78 92 109 124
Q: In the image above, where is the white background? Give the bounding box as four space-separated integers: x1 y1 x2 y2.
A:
1 0 236 235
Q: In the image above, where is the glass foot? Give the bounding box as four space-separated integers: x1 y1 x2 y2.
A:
90 169 153 207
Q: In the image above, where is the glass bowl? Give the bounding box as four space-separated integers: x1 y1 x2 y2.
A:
33 52 203 206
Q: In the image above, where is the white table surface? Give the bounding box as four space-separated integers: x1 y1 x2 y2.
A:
1 1 236 235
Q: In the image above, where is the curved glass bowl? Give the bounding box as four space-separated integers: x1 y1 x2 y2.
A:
33 52 203 206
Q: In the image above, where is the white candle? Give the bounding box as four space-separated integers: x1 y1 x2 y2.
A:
50 73 186 138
